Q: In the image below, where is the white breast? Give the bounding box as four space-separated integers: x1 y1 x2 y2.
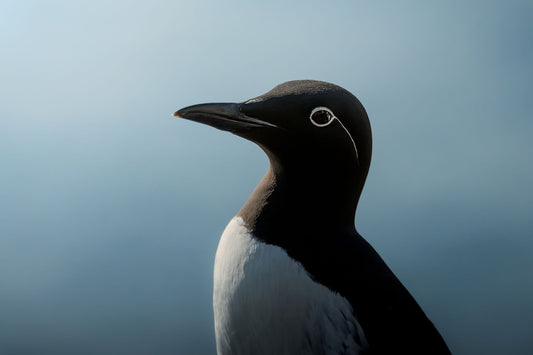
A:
213 217 368 355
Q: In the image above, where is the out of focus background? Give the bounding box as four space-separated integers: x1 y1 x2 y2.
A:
1 1 532 354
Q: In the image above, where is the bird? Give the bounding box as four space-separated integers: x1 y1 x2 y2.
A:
174 80 450 354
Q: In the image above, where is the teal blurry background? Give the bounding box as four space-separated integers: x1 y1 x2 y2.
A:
1 1 532 354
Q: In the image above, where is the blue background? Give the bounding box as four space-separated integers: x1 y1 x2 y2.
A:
1 1 532 354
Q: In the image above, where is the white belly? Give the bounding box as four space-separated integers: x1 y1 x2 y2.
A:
213 217 367 355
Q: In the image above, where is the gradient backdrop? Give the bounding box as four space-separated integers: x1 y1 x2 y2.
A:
1 1 532 354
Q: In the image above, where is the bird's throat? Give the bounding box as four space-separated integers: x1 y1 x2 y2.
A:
238 164 360 243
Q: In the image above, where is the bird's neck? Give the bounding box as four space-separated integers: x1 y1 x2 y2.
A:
238 161 362 242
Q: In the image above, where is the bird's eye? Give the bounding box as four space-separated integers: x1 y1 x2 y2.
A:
309 107 335 127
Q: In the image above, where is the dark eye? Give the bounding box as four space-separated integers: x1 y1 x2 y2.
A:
309 107 335 127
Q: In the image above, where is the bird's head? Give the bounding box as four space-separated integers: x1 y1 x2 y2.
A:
174 80 372 226
175 80 371 183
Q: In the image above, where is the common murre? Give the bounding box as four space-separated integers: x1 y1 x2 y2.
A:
174 80 450 354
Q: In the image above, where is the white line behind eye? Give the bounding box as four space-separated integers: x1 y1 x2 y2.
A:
336 117 359 162
309 106 359 162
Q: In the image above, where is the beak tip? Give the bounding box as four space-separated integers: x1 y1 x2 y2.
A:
172 110 182 118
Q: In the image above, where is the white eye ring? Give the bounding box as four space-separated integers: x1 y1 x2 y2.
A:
309 106 336 127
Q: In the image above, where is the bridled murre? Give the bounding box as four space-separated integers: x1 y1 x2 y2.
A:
174 80 450 354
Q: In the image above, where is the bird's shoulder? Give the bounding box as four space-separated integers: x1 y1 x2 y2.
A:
281 228 451 354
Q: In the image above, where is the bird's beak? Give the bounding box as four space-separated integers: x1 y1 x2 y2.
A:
173 102 278 133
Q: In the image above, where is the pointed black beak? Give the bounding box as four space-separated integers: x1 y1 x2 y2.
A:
173 102 278 133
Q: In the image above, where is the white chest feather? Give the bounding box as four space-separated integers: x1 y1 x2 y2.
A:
213 217 368 355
